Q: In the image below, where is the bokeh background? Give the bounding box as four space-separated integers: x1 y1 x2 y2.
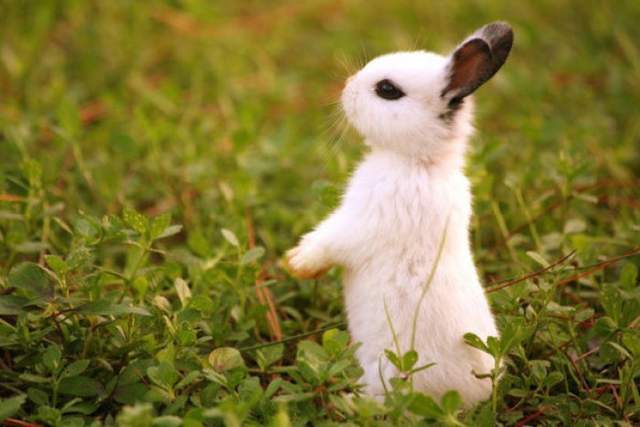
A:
1 0 639 425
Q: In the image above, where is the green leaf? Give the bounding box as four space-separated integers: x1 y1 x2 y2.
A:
507 388 529 398
114 382 148 405
116 403 154 427
401 350 418 371
473 401 496 426
526 251 549 267
153 416 183 427
622 331 640 356
0 394 26 421
563 218 586 234
0 295 28 315
298 340 329 367
43 344 62 372
61 360 90 378
66 246 94 270
44 254 68 275
61 400 98 415
220 228 239 247
322 329 350 356
8 262 51 298
544 371 564 388
156 342 176 365
145 385 172 403
34 405 61 425
256 344 284 371
441 390 462 414
123 207 148 235
464 333 489 353
575 308 595 322
156 224 183 240
175 370 200 390
264 378 283 399
529 360 548 384
327 359 351 377
74 217 100 240
607 341 632 359
174 278 191 308
187 230 211 256
297 360 320 383
407 392 443 418
76 300 150 316
240 246 265 265
620 262 638 291
209 347 245 372
384 349 402 370
499 320 525 353
19 373 50 383
133 276 150 298
149 212 172 240
147 362 179 389
601 287 622 325
272 391 315 403
487 336 501 357
59 376 104 397
238 376 264 406
14 241 49 253
27 387 49 406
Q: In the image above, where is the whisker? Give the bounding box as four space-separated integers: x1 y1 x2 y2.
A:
329 115 351 154
321 103 350 152
336 52 353 76
320 96 343 107
322 109 346 138
358 42 369 69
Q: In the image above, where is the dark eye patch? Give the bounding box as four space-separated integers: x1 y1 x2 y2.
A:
375 79 405 100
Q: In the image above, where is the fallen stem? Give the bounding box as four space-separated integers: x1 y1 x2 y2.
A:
556 247 640 287
486 247 640 293
239 321 346 352
486 250 576 293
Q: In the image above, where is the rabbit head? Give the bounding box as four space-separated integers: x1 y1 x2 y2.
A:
341 22 513 161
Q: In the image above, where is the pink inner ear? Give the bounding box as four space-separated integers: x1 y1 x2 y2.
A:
443 39 492 98
451 49 486 90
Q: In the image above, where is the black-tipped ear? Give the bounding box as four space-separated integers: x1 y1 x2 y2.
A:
442 21 513 100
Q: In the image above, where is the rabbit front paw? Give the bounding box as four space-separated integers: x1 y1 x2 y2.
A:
283 241 330 279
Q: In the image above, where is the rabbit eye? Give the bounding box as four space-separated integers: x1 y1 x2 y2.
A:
375 79 405 100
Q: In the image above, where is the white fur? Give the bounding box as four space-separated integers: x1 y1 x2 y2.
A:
286 49 500 406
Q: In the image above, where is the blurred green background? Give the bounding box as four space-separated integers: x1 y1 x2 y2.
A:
2 0 638 244
3 0 639 239
1 0 639 425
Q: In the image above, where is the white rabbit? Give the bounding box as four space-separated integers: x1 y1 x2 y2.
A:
285 22 513 406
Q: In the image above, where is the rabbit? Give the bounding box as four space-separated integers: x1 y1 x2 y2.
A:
285 22 513 407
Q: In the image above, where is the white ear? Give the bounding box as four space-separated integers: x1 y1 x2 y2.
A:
442 21 513 101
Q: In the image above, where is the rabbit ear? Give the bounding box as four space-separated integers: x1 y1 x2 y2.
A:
442 21 513 100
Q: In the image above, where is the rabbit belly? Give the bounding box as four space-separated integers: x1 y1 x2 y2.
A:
339 153 497 406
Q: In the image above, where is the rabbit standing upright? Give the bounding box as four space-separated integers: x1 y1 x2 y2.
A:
285 22 513 406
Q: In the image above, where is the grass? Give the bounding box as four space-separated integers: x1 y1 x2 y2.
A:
1 0 639 425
